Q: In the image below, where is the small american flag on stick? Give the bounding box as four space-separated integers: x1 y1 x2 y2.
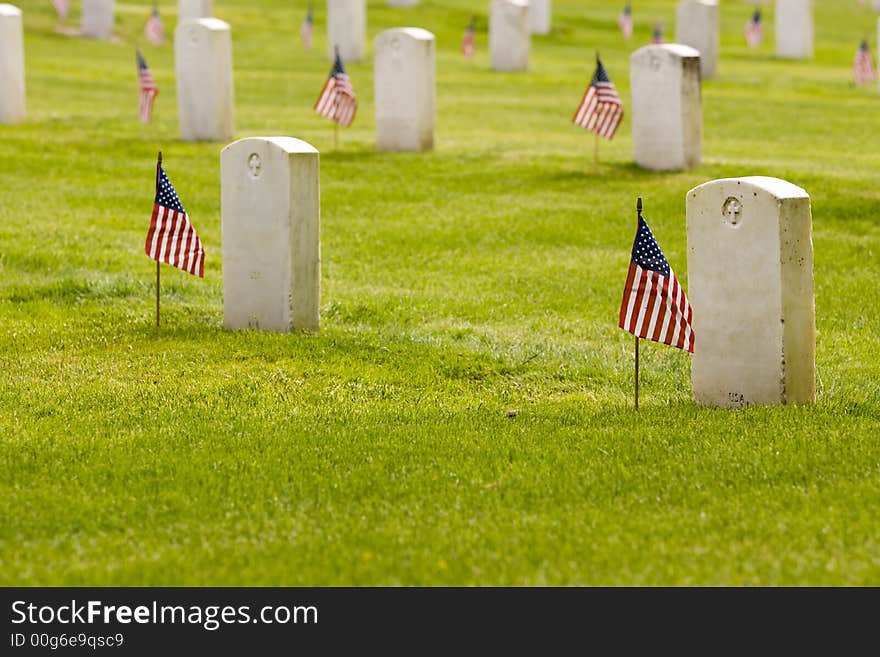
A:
301 5 314 51
136 49 159 124
314 49 357 127
51 0 69 21
144 5 164 47
744 9 762 48
462 16 476 58
573 56 623 140
651 21 664 44
617 4 633 40
854 39 876 85
618 200 694 354
145 155 205 279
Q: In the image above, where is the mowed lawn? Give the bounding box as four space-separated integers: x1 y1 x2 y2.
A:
1 0 879 586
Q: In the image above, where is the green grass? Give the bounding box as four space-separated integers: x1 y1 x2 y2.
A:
1 0 879 586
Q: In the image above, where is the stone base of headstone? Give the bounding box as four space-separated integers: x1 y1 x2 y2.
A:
81 0 114 39
775 0 813 59
687 177 815 408
175 18 235 142
0 4 25 125
375 28 435 152
490 0 530 72
630 44 702 171
675 0 719 80
327 0 366 63
221 137 321 333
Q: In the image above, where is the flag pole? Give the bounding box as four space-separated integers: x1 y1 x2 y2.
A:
634 196 642 410
594 51 601 166
155 150 162 328
334 121 339 151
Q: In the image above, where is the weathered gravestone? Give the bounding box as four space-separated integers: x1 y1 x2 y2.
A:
775 0 813 59
178 0 212 22
221 137 320 333
490 0 529 72
675 0 718 80
374 28 435 152
687 177 815 408
529 0 551 35
0 4 25 125
175 18 234 142
630 44 702 171
81 0 114 39
327 0 366 63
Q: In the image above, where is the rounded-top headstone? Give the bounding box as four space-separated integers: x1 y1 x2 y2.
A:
630 44 702 171
374 27 435 152
221 137 321 333
175 18 235 142
490 0 530 72
775 0 813 59
327 0 367 63
529 0 551 35
0 3 25 125
675 0 719 80
178 0 213 22
686 176 815 408
81 0 114 39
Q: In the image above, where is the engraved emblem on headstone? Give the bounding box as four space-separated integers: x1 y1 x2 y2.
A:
649 54 661 71
247 153 262 179
722 197 742 226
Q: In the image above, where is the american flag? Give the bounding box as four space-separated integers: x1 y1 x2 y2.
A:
144 5 164 47
617 4 633 40
462 16 476 58
572 57 623 140
618 207 694 353
854 39 876 85
145 160 205 279
51 0 69 21
744 9 762 48
136 50 159 124
651 21 664 44
301 5 314 51
314 50 357 127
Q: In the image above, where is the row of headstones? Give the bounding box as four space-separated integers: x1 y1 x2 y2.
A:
79 0 212 39
0 5 811 169
221 137 815 410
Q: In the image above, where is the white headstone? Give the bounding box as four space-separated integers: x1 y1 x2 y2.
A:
178 0 212 22
686 177 815 408
873 0 880 12
221 137 321 333
775 0 813 59
387 0 418 6
81 0 114 39
327 0 366 63
529 0 551 35
490 0 529 72
630 44 702 171
175 18 234 142
0 4 25 125
675 0 718 80
374 28 435 152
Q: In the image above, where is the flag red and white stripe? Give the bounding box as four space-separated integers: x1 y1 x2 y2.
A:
314 52 357 127
51 0 69 21
618 213 694 353
744 11 763 48
462 17 476 58
617 6 633 40
573 58 623 140
137 50 158 124
144 6 164 47
145 163 205 278
854 40 876 85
